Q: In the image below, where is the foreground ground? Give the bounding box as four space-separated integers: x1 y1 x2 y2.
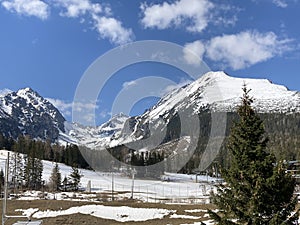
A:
0 200 216 225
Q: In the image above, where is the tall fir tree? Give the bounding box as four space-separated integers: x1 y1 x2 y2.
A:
209 85 298 225
0 168 4 194
9 151 23 192
69 164 82 191
24 145 43 190
49 162 61 191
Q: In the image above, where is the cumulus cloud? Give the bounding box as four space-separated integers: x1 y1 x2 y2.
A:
48 97 101 124
161 79 191 96
92 15 134 45
46 98 72 117
140 0 214 33
122 80 138 90
54 0 102 18
54 0 133 45
99 109 111 119
72 100 99 124
205 30 293 70
183 40 206 65
2 0 133 45
272 0 288 8
1 0 49 19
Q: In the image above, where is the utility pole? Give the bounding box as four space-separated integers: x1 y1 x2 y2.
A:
2 152 9 225
111 161 114 201
130 168 136 199
1 151 40 224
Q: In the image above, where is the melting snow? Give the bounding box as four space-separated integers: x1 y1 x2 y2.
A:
17 205 173 222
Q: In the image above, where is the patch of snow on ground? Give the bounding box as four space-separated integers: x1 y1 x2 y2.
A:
185 209 208 213
17 205 174 222
170 214 201 219
181 220 215 225
0 150 219 204
15 208 39 218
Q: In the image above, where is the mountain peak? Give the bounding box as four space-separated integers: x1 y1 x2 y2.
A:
201 71 229 80
111 112 129 119
17 87 40 98
0 87 65 141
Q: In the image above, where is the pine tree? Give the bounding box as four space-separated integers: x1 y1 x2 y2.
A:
9 152 23 192
49 162 61 191
24 145 43 190
69 164 82 191
62 176 68 191
209 85 298 225
0 168 4 195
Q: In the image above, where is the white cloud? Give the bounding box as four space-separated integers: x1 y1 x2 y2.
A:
54 0 133 45
140 0 214 33
122 80 137 89
2 0 49 19
161 79 191 96
183 40 206 65
54 0 101 18
46 98 72 117
72 101 99 112
47 97 101 123
272 0 288 8
205 30 293 70
99 110 111 119
2 0 134 45
72 100 99 124
92 15 134 45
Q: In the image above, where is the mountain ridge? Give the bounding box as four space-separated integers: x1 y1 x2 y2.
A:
1 71 300 149
0 87 65 141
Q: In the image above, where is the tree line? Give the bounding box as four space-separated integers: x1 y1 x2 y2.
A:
0 151 83 193
0 134 89 169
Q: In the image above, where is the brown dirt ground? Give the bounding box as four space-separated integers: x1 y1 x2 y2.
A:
0 200 216 225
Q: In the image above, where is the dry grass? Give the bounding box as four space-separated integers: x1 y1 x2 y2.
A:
0 199 216 225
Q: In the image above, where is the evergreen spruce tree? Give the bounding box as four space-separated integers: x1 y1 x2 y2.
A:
209 85 298 225
49 162 61 191
9 152 23 192
0 168 4 195
69 164 82 191
62 176 68 191
24 146 43 190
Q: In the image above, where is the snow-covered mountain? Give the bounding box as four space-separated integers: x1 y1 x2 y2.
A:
0 87 65 140
60 113 129 148
57 71 300 149
143 71 300 119
56 71 300 150
99 71 300 147
1 71 300 149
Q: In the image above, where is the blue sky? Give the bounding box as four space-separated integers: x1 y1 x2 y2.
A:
0 0 299 125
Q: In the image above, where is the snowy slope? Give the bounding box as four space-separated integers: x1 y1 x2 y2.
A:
144 71 300 121
0 150 217 203
106 71 300 146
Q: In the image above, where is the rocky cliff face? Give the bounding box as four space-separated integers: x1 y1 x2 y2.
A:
0 87 65 141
